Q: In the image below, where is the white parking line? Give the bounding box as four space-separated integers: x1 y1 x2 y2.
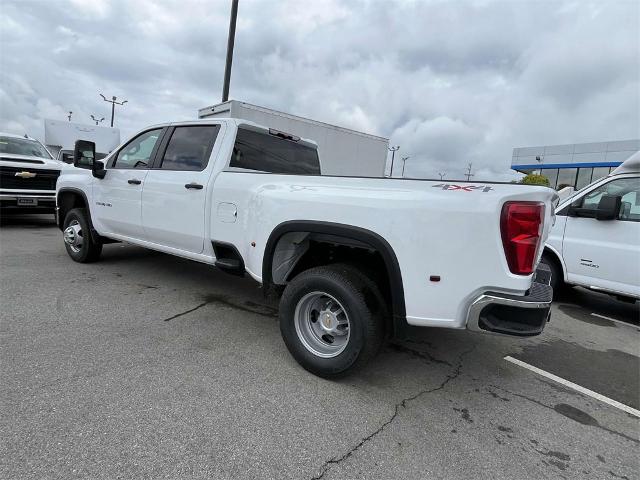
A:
504 356 640 418
591 312 638 329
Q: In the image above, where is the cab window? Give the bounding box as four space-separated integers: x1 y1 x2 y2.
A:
576 177 640 222
113 129 162 169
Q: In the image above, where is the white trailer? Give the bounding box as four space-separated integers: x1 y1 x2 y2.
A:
44 119 121 161
198 100 389 177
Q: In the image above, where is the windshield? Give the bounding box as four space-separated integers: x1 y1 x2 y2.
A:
0 136 52 159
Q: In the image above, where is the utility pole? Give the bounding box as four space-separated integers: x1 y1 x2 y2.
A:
100 94 128 127
464 163 474 181
90 115 105 125
222 0 239 102
67 111 72 122
388 145 399 177
438 172 446 181
401 156 409 177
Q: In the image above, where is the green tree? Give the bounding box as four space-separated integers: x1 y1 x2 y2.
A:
520 173 550 187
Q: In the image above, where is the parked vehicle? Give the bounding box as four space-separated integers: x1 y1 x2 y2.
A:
198 100 390 177
44 119 120 161
542 152 640 301
0 132 62 214
56 119 557 377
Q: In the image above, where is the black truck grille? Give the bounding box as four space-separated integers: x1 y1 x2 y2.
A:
0 166 60 191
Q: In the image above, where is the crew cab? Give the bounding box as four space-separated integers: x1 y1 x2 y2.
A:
56 119 557 377
541 152 640 301
1 132 62 214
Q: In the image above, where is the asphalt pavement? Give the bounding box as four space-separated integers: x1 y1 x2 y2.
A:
1 214 638 480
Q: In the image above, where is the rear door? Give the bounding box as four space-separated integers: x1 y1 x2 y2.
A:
562 176 640 296
141 124 221 253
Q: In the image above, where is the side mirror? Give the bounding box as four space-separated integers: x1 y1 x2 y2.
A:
73 140 95 169
595 195 622 221
93 160 106 179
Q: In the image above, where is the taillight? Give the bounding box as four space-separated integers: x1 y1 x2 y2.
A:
500 202 545 275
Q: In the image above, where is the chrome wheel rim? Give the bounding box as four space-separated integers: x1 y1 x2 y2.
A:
63 220 83 253
294 291 350 358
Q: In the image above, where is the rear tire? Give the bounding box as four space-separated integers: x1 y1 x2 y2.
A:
279 264 385 378
63 208 102 263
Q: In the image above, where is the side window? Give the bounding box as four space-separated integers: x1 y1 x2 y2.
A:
113 129 162 169
160 125 219 171
230 128 320 175
576 177 640 222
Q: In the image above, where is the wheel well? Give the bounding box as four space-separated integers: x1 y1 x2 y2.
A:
57 190 87 230
542 247 564 278
263 221 407 336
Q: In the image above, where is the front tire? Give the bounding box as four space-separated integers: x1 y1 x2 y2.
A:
279 264 385 378
540 252 563 295
63 208 102 263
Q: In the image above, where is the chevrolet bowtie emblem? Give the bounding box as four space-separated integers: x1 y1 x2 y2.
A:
15 171 37 178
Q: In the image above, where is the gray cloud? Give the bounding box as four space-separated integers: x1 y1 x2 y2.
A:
0 0 637 180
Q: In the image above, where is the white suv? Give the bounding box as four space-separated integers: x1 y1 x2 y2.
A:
542 152 640 301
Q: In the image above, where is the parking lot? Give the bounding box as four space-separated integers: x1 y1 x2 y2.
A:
1 215 638 480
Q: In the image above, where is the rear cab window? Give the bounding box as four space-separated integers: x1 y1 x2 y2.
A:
158 125 220 171
230 127 320 175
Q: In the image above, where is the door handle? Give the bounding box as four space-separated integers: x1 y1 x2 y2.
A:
128 179 142 185
185 183 203 190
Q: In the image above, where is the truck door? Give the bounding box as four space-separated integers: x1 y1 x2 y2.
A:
93 128 163 239
562 176 640 297
141 125 221 254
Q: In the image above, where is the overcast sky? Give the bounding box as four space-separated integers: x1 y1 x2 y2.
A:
1 0 638 179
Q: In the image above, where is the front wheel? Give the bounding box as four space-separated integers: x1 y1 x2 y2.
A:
279 264 385 378
63 208 102 263
540 252 564 295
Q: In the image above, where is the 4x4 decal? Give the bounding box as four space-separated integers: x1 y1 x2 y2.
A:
432 184 494 192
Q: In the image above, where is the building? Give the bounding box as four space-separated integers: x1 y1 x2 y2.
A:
511 139 639 189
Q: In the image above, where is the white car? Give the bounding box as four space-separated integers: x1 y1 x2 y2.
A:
0 132 63 214
542 152 640 301
56 119 557 377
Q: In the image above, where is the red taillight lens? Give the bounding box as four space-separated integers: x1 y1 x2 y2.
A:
500 202 545 275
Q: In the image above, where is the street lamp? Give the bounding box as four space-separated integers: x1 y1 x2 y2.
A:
222 0 239 102
388 145 400 177
90 115 105 126
100 94 128 127
438 172 446 181
401 156 409 178
67 111 73 122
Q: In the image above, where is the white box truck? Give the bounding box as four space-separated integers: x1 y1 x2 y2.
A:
198 100 389 177
44 119 121 164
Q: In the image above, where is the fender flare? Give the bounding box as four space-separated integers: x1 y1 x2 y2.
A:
543 244 567 282
262 220 407 327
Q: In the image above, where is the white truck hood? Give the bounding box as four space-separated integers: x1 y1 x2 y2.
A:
0 153 65 171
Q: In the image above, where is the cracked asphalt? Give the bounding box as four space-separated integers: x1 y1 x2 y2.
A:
1 215 639 480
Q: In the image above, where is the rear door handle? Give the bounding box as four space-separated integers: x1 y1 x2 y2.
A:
185 183 203 190
128 179 142 185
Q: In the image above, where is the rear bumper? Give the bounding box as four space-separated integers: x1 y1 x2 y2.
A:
466 265 553 337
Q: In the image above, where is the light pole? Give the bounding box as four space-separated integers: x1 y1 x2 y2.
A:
438 172 446 180
67 111 72 122
90 115 105 126
388 145 399 177
222 0 239 102
100 94 128 127
401 156 409 177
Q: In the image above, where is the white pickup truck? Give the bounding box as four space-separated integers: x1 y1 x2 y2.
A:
56 119 557 377
541 153 640 301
